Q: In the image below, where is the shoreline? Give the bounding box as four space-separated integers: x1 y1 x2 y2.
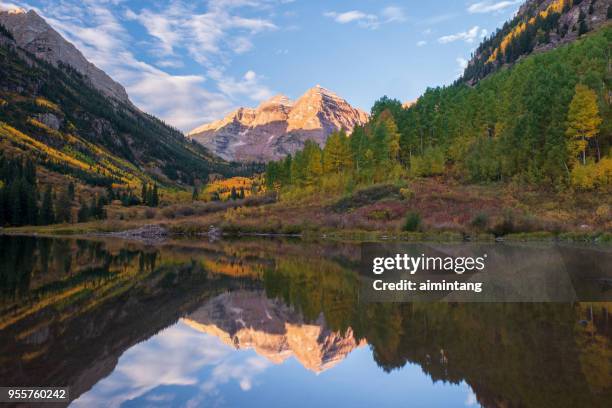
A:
2 224 610 245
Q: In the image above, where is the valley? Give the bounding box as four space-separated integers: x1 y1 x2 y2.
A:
0 1 610 242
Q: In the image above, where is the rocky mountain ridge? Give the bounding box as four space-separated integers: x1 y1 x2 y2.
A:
188 85 369 162
0 8 242 189
0 8 130 103
183 290 364 373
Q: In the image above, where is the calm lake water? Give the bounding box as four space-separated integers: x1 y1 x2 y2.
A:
0 235 610 407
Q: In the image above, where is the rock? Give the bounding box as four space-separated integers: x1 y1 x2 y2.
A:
188 85 368 162
106 224 168 243
0 9 130 103
35 112 62 130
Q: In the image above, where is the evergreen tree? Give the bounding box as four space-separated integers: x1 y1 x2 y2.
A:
141 183 148 205
77 201 89 223
55 187 72 223
67 182 75 201
230 186 238 200
40 186 55 225
151 184 159 207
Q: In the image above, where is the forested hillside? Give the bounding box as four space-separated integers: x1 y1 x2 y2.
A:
266 25 611 193
463 0 610 83
0 24 256 227
0 30 244 186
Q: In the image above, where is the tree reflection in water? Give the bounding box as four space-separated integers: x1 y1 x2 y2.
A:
0 235 609 407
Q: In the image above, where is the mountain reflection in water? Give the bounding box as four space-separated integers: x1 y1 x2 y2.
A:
0 235 610 408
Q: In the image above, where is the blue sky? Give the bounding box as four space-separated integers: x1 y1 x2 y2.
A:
1 0 522 131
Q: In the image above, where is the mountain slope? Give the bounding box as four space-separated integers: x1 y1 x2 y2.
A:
188 85 369 162
0 9 129 103
0 10 243 190
462 0 610 84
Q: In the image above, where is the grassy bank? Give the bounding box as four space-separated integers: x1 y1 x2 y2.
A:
2 178 610 243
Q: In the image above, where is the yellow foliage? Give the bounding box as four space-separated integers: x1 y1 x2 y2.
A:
203 176 260 201
35 97 60 113
26 118 65 140
488 0 570 63
570 157 612 190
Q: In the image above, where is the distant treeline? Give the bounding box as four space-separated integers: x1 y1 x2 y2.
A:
0 154 164 227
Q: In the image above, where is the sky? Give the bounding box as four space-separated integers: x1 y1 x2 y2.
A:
0 0 523 132
73 319 479 407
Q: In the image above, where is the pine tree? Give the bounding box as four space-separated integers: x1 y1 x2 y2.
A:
141 183 148 205
323 130 352 173
230 187 238 200
303 140 323 187
239 187 245 199
566 84 602 165
77 201 89 223
192 186 198 201
40 186 54 225
67 182 75 201
55 187 72 223
151 184 159 207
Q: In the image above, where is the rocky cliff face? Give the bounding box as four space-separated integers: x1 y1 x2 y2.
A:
0 8 130 103
188 85 369 162
183 290 364 373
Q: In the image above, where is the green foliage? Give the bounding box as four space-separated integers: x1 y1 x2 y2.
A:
0 155 38 226
410 147 445 177
140 183 159 207
402 212 422 232
265 26 611 198
0 37 254 191
471 212 489 230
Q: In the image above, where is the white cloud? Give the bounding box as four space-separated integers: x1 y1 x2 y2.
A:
416 40 427 47
324 10 379 28
324 6 406 29
456 57 468 70
380 6 406 23
0 2 23 12
10 0 285 131
72 321 271 408
212 69 273 102
438 26 485 44
467 1 521 14
125 2 277 65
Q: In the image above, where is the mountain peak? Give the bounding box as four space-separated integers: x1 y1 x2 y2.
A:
188 85 368 162
259 94 294 108
183 291 364 373
0 8 130 103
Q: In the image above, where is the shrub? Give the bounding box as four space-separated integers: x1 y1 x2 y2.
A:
490 212 515 237
403 212 421 232
410 147 445 177
471 212 489 230
399 187 415 200
331 184 400 212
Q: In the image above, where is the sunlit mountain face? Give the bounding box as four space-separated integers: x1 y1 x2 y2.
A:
0 236 610 407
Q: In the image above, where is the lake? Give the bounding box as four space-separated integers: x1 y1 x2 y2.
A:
0 235 610 407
